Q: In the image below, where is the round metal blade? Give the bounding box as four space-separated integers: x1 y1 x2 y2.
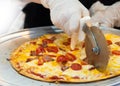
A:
85 26 109 72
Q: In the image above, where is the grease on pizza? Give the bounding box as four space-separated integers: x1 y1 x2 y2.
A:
9 33 120 82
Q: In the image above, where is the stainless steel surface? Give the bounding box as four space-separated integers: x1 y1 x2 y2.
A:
83 24 100 55
0 26 120 86
83 25 109 72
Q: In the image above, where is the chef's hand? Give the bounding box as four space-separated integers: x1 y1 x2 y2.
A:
89 1 120 28
30 0 89 49
23 0 89 49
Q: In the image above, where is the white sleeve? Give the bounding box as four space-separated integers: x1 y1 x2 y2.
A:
0 0 26 35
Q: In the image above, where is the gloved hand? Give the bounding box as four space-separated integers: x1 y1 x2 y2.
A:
40 0 89 49
89 1 120 28
22 0 89 49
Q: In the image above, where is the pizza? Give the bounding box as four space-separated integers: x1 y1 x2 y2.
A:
9 32 120 83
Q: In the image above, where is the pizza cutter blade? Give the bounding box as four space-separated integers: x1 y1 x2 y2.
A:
83 24 110 72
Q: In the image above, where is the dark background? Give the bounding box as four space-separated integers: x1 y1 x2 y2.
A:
23 0 119 29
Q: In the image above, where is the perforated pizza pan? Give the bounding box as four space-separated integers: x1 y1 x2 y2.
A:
0 26 120 86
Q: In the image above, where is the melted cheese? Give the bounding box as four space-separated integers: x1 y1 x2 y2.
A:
10 33 120 82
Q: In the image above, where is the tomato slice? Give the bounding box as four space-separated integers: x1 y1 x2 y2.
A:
112 50 120 55
65 53 76 62
71 63 82 70
46 46 58 53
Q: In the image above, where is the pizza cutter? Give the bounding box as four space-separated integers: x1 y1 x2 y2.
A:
82 22 110 72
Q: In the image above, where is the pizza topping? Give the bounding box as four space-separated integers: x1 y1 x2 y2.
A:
81 61 88 65
67 38 71 43
63 42 70 46
36 46 45 55
29 70 45 78
47 55 56 58
38 57 44 65
50 36 56 41
72 76 80 79
16 62 21 69
42 39 53 44
107 40 112 46
71 63 82 70
30 41 36 45
30 51 36 56
18 49 22 52
46 46 58 53
49 76 64 80
26 57 38 62
62 38 70 46
115 41 120 46
57 55 68 63
61 65 69 71
65 53 76 62
43 55 54 62
112 50 120 55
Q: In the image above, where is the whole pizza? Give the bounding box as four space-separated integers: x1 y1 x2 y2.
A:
9 33 120 82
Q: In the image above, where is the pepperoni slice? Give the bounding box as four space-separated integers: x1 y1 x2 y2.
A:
46 46 58 53
57 55 68 63
36 46 45 55
107 40 112 46
71 63 82 70
65 53 76 62
112 50 120 55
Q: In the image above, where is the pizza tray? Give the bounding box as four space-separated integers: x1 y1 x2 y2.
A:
0 26 120 86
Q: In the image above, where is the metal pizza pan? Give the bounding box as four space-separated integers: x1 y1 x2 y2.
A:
0 26 120 86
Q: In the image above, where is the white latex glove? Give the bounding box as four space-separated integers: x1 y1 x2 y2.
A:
89 1 120 28
22 0 90 49
38 0 89 49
